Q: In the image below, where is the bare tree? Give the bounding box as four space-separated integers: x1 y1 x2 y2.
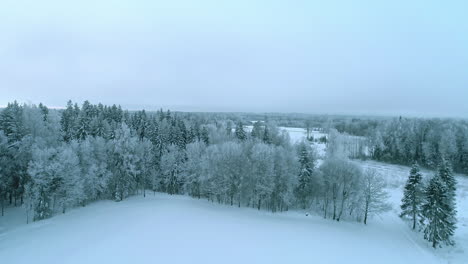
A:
362 169 391 225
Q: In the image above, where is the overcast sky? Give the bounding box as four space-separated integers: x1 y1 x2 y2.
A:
1 0 467 117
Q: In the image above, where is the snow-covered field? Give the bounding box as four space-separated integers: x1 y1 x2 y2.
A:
281 127 468 263
356 160 468 264
0 193 444 264
1 127 466 264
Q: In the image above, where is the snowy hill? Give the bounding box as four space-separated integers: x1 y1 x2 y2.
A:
0 193 445 264
356 160 468 264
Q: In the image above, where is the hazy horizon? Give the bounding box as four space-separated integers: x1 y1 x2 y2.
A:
1 0 467 118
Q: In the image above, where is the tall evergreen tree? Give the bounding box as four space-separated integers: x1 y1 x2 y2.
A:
438 157 457 202
421 175 456 248
294 142 315 209
201 127 210 145
235 121 246 141
400 163 424 230
0 101 25 142
263 126 272 144
60 100 77 142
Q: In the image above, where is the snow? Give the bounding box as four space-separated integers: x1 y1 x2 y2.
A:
355 160 468 264
0 194 443 264
0 206 27 234
1 127 466 264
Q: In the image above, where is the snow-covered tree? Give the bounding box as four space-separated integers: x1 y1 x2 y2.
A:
235 121 247 141
250 143 275 210
319 158 363 221
294 142 316 209
0 131 11 216
437 157 457 203
160 145 186 195
27 144 83 219
362 169 390 224
109 124 141 201
251 121 263 139
400 163 424 229
184 141 207 198
421 175 456 248
270 145 298 212
75 137 111 202
201 127 210 145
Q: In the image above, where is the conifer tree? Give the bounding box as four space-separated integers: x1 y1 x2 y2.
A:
294 142 315 209
400 163 424 230
438 158 457 203
235 121 246 141
201 127 210 145
421 175 456 248
263 126 272 144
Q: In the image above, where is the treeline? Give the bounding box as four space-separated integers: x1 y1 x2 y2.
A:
0 101 299 221
0 100 213 220
0 101 394 226
368 117 468 174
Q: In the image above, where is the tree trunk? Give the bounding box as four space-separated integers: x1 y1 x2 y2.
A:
337 190 347 221
364 200 369 225
332 198 337 220
1 194 4 217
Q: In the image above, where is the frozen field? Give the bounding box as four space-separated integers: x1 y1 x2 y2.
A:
0 193 444 264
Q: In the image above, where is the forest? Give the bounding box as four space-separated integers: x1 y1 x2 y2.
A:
0 101 460 248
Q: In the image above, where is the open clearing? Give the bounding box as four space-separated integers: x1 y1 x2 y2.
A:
0 193 444 264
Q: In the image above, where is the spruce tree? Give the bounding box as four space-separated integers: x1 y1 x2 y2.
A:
400 163 424 230
438 158 457 202
201 127 210 145
235 121 246 141
421 175 456 248
294 143 315 209
263 126 272 144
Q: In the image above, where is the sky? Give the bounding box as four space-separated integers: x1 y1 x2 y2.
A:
0 0 467 117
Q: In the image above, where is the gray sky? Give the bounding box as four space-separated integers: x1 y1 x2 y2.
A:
1 0 467 117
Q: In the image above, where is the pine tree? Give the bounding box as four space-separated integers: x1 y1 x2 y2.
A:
201 127 210 145
0 101 25 142
235 121 246 141
438 157 457 202
400 163 424 230
421 175 456 248
263 126 272 144
60 100 76 142
294 143 315 209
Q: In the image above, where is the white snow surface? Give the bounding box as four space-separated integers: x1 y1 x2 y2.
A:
355 160 468 264
0 193 443 264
